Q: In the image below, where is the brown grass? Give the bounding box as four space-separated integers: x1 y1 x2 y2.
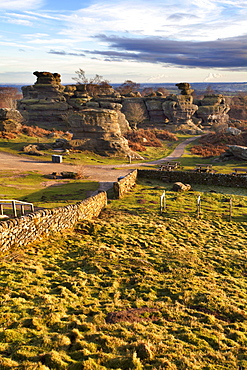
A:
190 132 247 157
125 129 177 152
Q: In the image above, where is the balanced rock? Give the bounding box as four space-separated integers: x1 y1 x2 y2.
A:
162 84 198 127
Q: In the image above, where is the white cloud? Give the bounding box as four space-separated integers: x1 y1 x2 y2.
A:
203 72 223 82
58 0 247 43
0 0 43 11
7 18 33 26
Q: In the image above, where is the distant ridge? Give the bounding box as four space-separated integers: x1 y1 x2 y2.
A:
1 82 246 95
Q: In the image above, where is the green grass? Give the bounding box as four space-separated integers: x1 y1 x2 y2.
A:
0 170 99 210
1 180 247 369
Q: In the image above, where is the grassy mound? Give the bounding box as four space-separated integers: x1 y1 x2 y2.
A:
1 181 247 369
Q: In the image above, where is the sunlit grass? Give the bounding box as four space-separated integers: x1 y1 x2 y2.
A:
1 180 247 369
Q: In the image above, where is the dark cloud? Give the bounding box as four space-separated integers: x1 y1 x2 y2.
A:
87 34 247 70
48 49 85 56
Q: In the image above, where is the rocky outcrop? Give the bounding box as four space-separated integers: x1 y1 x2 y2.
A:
17 72 69 130
195 94 230 126
16 72 231 154
225 145 247 160
144 98 167 123
17 71 135 156
68 108 141 157
0 108 23 132
162 83 198 126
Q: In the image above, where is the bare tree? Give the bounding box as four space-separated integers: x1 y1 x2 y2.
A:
0 87 22 108
125 103 146 130
72 69 111 96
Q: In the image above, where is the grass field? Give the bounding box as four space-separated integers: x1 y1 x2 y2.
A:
0 170 99 211
1 179 247 369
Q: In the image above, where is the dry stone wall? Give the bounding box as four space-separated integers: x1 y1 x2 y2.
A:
138 169 247 187
113 170 138 198
0 191 107 252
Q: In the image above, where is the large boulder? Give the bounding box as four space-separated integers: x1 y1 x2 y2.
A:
226 145 247 160
162 84 198 127
172 182 191 192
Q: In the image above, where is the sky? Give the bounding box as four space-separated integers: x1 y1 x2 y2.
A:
0 0 246 85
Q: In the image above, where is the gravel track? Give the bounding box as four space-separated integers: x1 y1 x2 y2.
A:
0 136 200 192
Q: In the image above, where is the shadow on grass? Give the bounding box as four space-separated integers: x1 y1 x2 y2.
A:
19 181 99 208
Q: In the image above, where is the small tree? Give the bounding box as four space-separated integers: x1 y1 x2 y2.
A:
125 103 146 130
116 80 140 95
72 69 111 96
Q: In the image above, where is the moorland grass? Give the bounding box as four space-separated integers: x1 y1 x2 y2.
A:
1 179 247 369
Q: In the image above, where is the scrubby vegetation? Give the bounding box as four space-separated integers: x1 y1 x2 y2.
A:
1 180 247 369
126 129 177 152
190 131 247 157
0 125 72 140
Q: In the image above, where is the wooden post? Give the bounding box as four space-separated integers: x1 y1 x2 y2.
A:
229 198 232 222
197 195 201 219
0 204 3 216
21 205 25 216
12 200 17 217
31 204 34 212
160 191 166 213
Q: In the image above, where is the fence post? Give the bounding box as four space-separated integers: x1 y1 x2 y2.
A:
197 195 201 219
229 197 232 222
160 191 166 213
12 200 17 218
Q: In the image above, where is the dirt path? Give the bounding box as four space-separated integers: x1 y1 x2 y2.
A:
0 136 200 191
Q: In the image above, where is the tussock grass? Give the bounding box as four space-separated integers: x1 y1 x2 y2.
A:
1 181 247 369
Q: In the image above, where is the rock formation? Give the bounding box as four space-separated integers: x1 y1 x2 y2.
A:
0 108 23 132
225 145 247 160
16 72 231 154
17 72 140 157
195 94 230 126
68 108 138 156
17 72 69 131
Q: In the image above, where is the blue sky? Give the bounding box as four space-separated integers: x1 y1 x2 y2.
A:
0 0 246 84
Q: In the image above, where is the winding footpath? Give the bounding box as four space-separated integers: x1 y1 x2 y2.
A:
0 136 200 191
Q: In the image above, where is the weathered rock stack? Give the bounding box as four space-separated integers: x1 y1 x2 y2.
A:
195 94 230 126
17 72 69 131
162 83 202 134
17 72 140 157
